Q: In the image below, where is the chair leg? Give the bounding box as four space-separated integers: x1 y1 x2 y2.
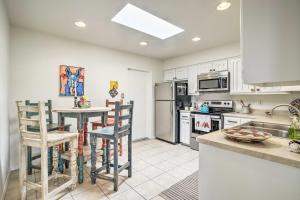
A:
48 147 53 175
113 138 119 192
90 134 97 184
27 146 32 175
20 143 27 200
106 140 110 174
70 137 77 190
41 145 49 200
52 145 59 183
119 138 123 156
64 142 69 169
128 134 132 177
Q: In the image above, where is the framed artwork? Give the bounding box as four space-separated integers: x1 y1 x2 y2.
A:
60 65 85 96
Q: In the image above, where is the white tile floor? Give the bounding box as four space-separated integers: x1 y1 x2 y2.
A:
5 139 199 200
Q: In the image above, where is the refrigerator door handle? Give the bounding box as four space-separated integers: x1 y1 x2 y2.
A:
170 101 173 114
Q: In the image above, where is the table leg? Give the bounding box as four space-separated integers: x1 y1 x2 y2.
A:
77 114 85 184
83 118 88 146
58 114 65 173
90 134 97 184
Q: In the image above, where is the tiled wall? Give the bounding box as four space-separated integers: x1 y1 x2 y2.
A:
192 93 300 112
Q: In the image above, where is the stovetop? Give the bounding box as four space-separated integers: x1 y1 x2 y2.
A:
192 100 234 115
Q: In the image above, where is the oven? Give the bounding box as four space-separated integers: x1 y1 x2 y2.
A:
197 71 229 92
190 113 222 150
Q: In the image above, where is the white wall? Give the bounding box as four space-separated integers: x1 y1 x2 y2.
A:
9 26 163 170
0 0 10 198
163 42 240 69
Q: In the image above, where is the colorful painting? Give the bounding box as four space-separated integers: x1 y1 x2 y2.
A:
60 65 85 96
109 80 119 98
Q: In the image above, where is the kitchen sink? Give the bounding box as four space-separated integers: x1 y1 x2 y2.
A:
237 121 290 138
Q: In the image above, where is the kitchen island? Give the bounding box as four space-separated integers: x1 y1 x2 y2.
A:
196 130 300 200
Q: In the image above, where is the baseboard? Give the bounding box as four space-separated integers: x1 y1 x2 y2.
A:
1 170 11 200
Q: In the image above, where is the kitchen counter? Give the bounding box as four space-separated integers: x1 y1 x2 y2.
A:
196 130 300 168
197 128 300 200
223 110 292 125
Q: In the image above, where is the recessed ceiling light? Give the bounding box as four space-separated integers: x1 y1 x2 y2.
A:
74 21 86 28
217 1 231 11
112 3 184 40
192 37 201 42
139 41 148 46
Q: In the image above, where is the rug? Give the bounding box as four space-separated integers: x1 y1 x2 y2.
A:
160 171 199 200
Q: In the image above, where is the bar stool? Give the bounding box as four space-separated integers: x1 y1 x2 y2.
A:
25 100 71 175
16 101 78 200
89 101 134 191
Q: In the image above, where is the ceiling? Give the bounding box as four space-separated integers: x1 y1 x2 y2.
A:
5 0 240 60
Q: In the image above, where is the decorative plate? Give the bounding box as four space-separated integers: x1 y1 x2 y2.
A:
289 98 300 116
223 128 272 142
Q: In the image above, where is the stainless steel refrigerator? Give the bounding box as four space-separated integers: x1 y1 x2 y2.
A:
155 82 176 143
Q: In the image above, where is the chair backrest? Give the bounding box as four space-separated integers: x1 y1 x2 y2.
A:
113 101 134 137
106 99 124 125
25 100 53 124
16 101 48 143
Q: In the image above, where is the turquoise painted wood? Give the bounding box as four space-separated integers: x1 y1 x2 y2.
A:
89 101 134 191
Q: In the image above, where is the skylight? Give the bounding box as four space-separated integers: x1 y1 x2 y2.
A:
111 3 184 40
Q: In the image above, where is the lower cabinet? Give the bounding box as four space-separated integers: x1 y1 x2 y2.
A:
223 116 253 129
180 112 191 145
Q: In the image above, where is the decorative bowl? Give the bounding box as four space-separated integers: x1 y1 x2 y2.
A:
223 128 272 143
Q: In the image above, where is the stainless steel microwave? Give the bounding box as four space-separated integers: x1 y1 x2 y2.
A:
197 71 229 92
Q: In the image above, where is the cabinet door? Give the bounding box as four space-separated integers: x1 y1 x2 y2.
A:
175 67 188 80
281 85 300 92
212 59 228 71
228 57 253 94
224 116 241 128
198 62 211 74
188 65 198 95
163 69 176 81
240 118 253 124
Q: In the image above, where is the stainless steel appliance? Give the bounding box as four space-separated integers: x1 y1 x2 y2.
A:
155 82 191 143
190 100 233 150
197 71 229 92
176 82 188 96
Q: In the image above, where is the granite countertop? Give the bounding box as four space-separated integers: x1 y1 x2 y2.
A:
223 111 292 125
197 131 300 169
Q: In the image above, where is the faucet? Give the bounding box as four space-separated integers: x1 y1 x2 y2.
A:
265 104 300 117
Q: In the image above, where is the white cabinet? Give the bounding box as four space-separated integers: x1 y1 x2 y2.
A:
175 67 188 80
224 116 241 129
224 116 254 129
228 57 254 94
180 112 191 145
163 68 188 81
242 0 300 85
212 59 228 71
188 65 198 95
163 69 176 81
198 62 211 74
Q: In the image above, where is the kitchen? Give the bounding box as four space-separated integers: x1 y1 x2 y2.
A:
1 0 300 200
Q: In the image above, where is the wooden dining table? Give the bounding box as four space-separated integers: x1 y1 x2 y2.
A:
52 107 111 183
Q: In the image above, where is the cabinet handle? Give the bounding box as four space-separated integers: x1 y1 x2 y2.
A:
256 88 260 92
251 88 255 92
227 120 238 123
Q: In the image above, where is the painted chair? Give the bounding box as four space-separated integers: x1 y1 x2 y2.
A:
91 99 124 156
25 100 71 175
16 101 78 200
89 101 134 191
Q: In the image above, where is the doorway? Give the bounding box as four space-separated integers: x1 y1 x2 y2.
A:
127 68 151 141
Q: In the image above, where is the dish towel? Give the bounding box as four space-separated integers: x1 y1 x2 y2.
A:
195 114 211 132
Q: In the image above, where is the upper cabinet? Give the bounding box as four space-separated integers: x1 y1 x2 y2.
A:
212 59 228 71
241 0 300 85
163 69 176 81
163 67 188 81
188 65 198 95
175 67 188 80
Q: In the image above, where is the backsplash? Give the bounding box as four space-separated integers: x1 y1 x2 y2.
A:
192 93 300 112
